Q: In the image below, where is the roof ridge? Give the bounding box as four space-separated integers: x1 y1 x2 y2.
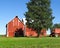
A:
7 16 24 25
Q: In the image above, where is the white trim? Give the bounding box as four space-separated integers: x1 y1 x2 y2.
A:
18 20 20 26
13 20 14 26
7 25 8 37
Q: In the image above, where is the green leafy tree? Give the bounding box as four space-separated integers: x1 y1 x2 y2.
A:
25 0 54 37
52 24 60 28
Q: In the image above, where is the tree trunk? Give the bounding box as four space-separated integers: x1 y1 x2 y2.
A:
37 29 41 37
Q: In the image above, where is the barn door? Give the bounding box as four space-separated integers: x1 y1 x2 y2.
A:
14 28 24 37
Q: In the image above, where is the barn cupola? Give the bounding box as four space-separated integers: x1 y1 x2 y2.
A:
15 16 18 18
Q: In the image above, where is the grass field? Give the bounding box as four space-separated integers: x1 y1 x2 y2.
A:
0 37 60 48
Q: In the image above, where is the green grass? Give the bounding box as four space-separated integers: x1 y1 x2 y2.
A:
0 37 60 48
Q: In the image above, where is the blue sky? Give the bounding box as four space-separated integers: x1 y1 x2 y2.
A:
0 0 60 35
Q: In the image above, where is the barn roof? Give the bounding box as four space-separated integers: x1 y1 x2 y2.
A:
6 16 24 27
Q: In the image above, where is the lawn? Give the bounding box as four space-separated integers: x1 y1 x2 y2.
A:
0 37 60 48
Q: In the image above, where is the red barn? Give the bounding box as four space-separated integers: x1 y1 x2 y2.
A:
50 28 60 37
6 16 46 37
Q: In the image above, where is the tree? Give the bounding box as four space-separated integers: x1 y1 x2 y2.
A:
52 24 60 28
25 0 54 37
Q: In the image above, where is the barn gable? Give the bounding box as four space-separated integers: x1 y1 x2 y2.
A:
6 16 24 37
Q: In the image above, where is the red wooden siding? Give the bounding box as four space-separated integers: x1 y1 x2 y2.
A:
25 27 37 37
6 16 46 37
54 28 60 33
40 29 46 37
7 16 24 37
51 28 60 37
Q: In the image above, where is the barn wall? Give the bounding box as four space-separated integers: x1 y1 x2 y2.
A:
51 28 60 37
25 27 46 37
25 27 37 37
7 17 24 37
55 28 60 33
40 29 46 37
7 16 46 37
